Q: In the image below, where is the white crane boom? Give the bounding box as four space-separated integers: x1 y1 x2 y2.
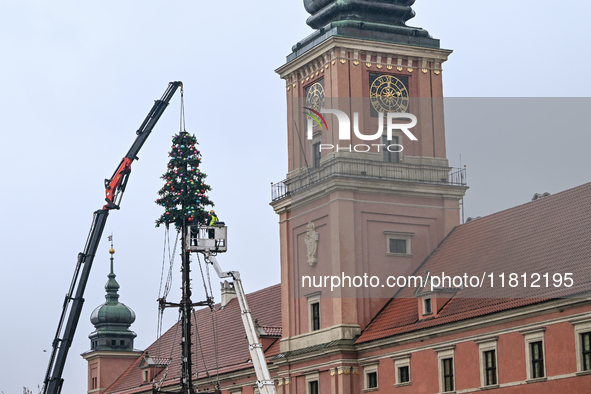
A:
203 252 277 394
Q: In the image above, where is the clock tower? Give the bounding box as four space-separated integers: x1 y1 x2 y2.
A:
272 0 468 354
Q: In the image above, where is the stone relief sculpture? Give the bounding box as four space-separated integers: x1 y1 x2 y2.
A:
304 222 319 267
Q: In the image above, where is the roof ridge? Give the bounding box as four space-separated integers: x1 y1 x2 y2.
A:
460 181 591 225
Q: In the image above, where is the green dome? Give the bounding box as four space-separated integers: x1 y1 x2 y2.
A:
90 300 136 326
88 249 137 352
90 270 136 326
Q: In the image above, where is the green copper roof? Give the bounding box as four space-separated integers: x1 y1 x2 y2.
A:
90 253 136 328
287 0 440 62
304 0 416 30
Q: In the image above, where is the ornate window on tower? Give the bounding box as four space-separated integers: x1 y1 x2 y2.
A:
369 73 409 117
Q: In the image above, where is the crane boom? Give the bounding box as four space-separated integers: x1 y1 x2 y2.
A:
42 81 182 394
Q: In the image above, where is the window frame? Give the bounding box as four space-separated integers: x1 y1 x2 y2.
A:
311 302 320 331
362 362 379 391
476 337 499 388
389 238 406 254
382 135 401 163
582 332 591 372
384 232 413 257
309 118 322 169
436 345 455 393
483 350 497 385
312 141 321 168
392 354 411 387
521 327 546 381
305 372 319 394
530 341 544 379
422 297 432 315
306 291 321 332
442 358 454 392
572 317 591 374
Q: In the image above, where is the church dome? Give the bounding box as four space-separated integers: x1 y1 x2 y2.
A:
90 298 136 326
90 261 135 326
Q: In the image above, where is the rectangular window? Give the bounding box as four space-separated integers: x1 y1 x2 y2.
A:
309 381 318 394
111 339 117 347
582 332 591 371
382 135 400 163
144 370 149 382
530 341 545 378
572 320 591 372
423 298 432 315
484 350 497 385
313 142 321 167
311 302 320 331
442 358 454 392
120 340 125 347
389 238 406 254
367 371 377 389
399 366 410 383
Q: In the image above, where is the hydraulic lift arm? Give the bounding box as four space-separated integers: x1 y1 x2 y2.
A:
42 81 182 394
203 253 277 394
104 81 183 210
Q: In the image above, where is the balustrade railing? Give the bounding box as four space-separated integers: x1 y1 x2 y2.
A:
271 157 466 202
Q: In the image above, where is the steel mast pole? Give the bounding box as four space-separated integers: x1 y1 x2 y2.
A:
180 218 195 393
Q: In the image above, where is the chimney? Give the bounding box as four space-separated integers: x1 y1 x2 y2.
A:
220 280 237 308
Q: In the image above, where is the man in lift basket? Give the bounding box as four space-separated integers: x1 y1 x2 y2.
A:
208 210 219 238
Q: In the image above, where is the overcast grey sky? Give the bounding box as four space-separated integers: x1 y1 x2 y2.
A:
0 1 590 393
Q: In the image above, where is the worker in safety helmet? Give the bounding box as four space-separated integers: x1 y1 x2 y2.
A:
209 210 219 226
207 210 218 239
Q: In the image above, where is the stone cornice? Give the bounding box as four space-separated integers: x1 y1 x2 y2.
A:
81 349 143 361
276 35 452 84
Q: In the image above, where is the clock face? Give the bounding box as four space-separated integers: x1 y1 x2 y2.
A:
305 81 325 112
369 74 409 114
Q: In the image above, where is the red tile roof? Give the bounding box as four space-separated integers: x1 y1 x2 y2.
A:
357 182 591 344
105 284 282 394
261 326 282 337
